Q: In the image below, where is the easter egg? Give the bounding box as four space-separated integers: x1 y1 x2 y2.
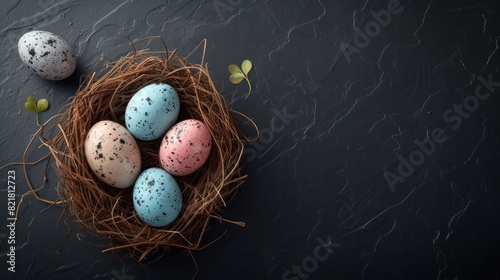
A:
18 30 76 81
133 168 182 227
125 83 180 141
84 120 141 188
159 119 212 176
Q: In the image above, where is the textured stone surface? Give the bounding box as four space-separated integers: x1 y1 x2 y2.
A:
1 0 500 279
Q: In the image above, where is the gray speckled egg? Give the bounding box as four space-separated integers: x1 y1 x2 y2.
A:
84 120 141 189
18 30 76 81
125 83 180 141
133 168 182 227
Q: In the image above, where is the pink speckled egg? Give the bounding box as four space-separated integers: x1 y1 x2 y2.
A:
84 120 141 188
159 119 212 176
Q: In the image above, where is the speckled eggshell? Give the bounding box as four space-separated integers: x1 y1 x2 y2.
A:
159 119 212 176
133 168 182 227
84 120 141 189
125 83 180 141
18 31 76 81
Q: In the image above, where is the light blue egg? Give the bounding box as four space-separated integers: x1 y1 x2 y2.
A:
133 168 182 227
125 83 180 141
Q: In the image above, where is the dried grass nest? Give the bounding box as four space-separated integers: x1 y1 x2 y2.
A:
41 41 255 261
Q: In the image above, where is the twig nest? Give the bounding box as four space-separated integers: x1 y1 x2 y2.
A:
47 47 248 261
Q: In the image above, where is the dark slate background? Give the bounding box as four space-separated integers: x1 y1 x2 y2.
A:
1 0 500 279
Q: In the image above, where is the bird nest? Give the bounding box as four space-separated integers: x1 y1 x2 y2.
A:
34 41 253 262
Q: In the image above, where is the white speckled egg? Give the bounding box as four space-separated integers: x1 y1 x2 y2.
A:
125 83 180 141
18 31 76 81
84 120 141 189
159 119 212 176
133 168 182 227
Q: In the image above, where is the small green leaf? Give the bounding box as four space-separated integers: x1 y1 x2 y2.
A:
228 64 242 75
228 60 254 98
24 96 50 126
24 100 37 112
241 60 252 76
229 72 245 84
27 96 36 105
37 98 49 113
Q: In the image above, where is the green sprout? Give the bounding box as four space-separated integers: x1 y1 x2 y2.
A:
228 59 253 98
24 96 49 126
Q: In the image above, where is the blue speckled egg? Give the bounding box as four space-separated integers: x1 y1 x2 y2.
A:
133 168 182 227
125 83 180 141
